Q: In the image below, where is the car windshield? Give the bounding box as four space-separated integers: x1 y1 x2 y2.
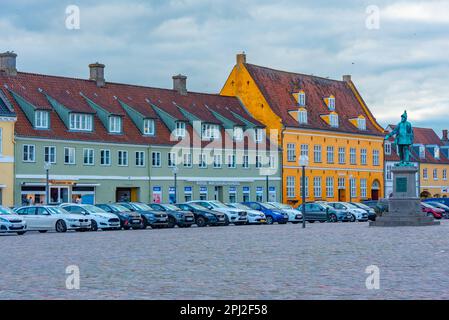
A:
0 206 14 215
84 205 107 214
352 203 370 210
227 203 251 210
422 203 434 208
262 203 277 209
133 203 152 211
208 201 228 208
344 203 358 209
110 204 130 212
271 202 293 209
189 204 207 210
162 204 180 211
47 207 68 215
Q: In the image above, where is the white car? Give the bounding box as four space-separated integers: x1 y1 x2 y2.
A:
15 206 91 233
327 202 369 222
267 202 303 224
0 205 27 235
226 203 267 224
60 204 121 231
188 200 248 225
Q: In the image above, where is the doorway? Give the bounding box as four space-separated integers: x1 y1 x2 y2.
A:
371 180 381 200
214 186 223 202
50 186 69 204
338 189 346 202
116 188 139 202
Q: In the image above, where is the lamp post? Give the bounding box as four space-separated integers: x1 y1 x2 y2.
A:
266 175 269 202
349 174 353 203
44 162 51 205
299 155 309 229
172 166 179 204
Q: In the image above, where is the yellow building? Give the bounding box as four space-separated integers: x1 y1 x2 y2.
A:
0 90 16 207
221 53 385 204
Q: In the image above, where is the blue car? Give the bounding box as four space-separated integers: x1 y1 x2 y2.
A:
242 202 288 225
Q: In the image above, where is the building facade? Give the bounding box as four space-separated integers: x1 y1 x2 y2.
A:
0 53 281 206
221 53 385 205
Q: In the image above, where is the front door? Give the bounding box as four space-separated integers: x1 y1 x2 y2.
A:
214 186 223 202
338 189 346 202
371 189 379 201
116 188 132 202
50 187 69 204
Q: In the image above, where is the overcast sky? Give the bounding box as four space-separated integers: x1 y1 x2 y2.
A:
1 0 448 135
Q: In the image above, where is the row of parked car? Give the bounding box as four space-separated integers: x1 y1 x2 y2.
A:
0 200 379 235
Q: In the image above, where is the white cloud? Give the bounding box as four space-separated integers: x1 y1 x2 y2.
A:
383 1 449 24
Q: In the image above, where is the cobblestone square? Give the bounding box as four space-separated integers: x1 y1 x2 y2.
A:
1 221 449 300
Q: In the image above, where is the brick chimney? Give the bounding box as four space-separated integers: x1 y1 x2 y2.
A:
0 51 17 76
173 74 187 95
237 52 246 65
342 75 352 82
443 129 448 142
89 62 105 87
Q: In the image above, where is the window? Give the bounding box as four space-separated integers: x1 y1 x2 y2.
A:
357 118 366 130
44 146 56 164
287 176 296 198
298 109 307 124
100 149 111 166
118 151 128 166
183 153 192 168
136 151 145 167
23 145 35 162
152 152 161 167
35 110 49 129
199 154 207 168
314 145 322 163
168 152 176 167
328 97 335 110
144 119 155 136
298 92 306 106
373 150 380 166
419 145 425 159
269 155 276 169
233 126 243 141
433 169 438 180
109 116 122 133
255 128 264 143
386 164 393 181
327 146 334 164
313 177 322 198
64 147 75 165
350 178 357 198
287 143 296 162
329 114 339 128
300 176 309 198
175 122 185 138
360 179 367 198
338 177 345 189
300 144 309 158
0 128 2 155
385 142 392 155
423 168 428 180
69 113 93 131
228 154 236 168
435 147 440 159
350 148 357 165
255 155 262 168
201 123 220 140
326 177 334 198
83 148 94 165
338 147 346 164
243 154 249 168
360 149 367 165
444 169 447 181
213 154 222 168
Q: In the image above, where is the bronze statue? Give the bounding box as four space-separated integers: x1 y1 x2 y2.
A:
385 111 414 165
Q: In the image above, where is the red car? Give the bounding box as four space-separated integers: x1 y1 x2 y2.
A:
421 202 444 219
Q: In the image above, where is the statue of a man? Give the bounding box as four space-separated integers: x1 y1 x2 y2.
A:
385 110 414 165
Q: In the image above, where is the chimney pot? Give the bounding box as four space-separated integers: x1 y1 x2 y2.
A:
0 51 17 76
237 52 246 65
342 75 352 82
172 74 187 95
443 130 448 141
89 62 105 87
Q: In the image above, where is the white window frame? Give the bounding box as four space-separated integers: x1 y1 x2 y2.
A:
109 116 122 133
233 126 244 141
35 110 49 129
338 147 346 164
298 109 308 124
300 176 309 198
327 146 334 164
100 149 111 166
175 121 186 138
326 177 334 198
143 119 155 136
286 176 296 198
433 168 438 181
386 164 393 181
83 148 95 166
300 144 309 158
350 148 357 165
168 152 176 167
213 154 222 168
23 144 36 162
357 118 366 130
228 154 236 168
255 128 264 143
255 155 262 169
313 177 322 198
136 151 145 167
69 113 93 131
183 153 192 168
385 142 392 155
287 143 296 162
118 150 129 167
201 123 220 140
423 168 428 180
64 147 76 165
328 97 335 110
44 146 56 164
373 150 380 166
350 178 357 198
243 154 249 168
419 145 425 159
329 113 339 128
360 179 367 199
314 145 322 163
152 151 161 167
360 149 367 165
199 153 207 168
298 92 306 106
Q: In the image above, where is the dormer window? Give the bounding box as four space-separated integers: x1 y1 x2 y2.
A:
385 142 392 155
109 116 122 133
255 128 264 143
69 113 93 131
175 121 186 138
435 146 440 159
357 118 366 130
298 109 308 124
298 91 306 106
233 126 244 141
328 96 336 111
35 110 49 129
329 113 339 128
202 123 220 140
419 145 425 159
143 119 155 136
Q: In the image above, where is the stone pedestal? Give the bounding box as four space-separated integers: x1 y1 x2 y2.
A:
370 165 439 227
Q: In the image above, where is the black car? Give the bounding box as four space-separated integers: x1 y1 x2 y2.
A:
363 199 388 216
148 203 195 228
96 203 143 230
116 202 168 229
176 203 226 227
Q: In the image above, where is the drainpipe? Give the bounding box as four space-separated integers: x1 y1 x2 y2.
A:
280 127 286 203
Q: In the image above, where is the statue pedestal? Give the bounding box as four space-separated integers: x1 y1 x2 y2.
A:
370 165 440 227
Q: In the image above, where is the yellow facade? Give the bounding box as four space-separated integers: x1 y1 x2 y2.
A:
419 163 449 198
0 118 15 207
221 54 384 204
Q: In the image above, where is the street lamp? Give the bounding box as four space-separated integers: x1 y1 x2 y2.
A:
349 174 354 203
299 155 309 229
44 162 51 205
172 166 179 204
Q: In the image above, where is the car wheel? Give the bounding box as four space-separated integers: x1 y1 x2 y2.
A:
223 216 230 226
167 217 176 228
350 214 356 222
91 220 98 231
123 226 131 230
291 221 300 224
196 216 207 227
38 230 48 233
17 231 26 235
329 214 338 223
266 216 274 225
55 220 67 233
308 220 315 223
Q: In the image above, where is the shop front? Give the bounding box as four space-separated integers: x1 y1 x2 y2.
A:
20 181 97 205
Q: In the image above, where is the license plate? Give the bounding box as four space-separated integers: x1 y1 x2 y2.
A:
260 220 266 223
13 224 23 228
219 217 225 221
160 218 167 222
132 220 141 224
239 217 247 220
80 223 89 227
186 217 193 221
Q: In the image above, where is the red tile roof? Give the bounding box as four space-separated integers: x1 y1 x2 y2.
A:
244 63 384 136
0 72 266 149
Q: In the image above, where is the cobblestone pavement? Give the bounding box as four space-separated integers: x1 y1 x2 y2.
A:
1 220 449 300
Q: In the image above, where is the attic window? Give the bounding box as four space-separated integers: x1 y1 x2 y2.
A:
70 113 93 131
298 109 307 124
175 121 186 138
357 118 366 130
109 116 122 133
233 126 244 141
435 146 440 159
35 110 49 129
298 92 306 106
328 97 335 111
419 145 425 159
385 142 391 155
329 113 339 128
202 123 220 140
143 119 155 136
